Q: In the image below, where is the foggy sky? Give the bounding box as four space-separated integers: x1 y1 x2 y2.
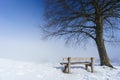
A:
0 0 119 63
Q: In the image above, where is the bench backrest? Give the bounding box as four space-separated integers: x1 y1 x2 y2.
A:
63 57 94 60
63 57 95 63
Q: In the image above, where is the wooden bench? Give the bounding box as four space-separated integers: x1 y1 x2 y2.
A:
60 57 95 73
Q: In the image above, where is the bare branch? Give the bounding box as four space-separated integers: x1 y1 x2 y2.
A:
43 0 120 44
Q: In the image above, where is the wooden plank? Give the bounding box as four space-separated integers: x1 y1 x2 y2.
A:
63 57 95 61
60 62 91 65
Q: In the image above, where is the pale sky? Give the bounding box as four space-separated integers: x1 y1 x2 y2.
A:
0 0 119 63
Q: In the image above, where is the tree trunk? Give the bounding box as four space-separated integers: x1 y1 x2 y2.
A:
95 16 113 67
95 37 113 67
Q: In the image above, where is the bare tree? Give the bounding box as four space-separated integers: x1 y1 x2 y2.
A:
42 0 120 67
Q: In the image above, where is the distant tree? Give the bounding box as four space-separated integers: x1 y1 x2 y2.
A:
42 0 120 67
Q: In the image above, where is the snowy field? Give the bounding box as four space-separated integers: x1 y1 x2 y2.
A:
0 59 120 80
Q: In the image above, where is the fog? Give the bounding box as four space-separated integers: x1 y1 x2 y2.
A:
0 36 119 63
0 0 119 64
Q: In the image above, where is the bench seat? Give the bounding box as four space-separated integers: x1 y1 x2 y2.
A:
60 62 91 65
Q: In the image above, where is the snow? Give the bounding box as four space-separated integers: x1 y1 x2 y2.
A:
0 58 120 80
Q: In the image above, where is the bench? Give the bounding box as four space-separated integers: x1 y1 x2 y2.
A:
60 57 95 73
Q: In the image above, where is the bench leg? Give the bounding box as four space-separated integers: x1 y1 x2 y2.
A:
91 63 94 73
91 57 94 73
63 63 71 73
68 64 70 73
85 64 88 71
67 57 71 73
63 64 68 73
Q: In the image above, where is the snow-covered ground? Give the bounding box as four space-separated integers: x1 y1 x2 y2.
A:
0 58 120 80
